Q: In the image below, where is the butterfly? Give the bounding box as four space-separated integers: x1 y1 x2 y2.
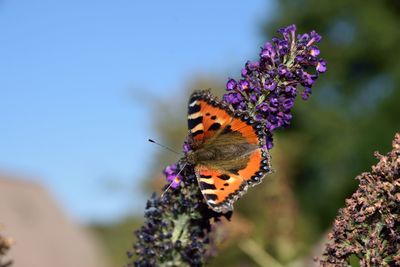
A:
185 90 271 213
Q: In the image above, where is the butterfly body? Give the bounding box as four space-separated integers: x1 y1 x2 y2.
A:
186 131 257 170
185 90 271 213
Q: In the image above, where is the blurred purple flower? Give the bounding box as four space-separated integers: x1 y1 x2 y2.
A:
282 98 295 110
238 80 250 91
316 60 327 73
301 87 312 100
163 164 181 188
226 78 237 91
182 141 191 153
310 46 320 57
264 81 277 91
223 93 243 104
307 30 322 46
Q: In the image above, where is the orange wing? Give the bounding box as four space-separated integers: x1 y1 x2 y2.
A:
188 90 271 212
228 116 270 186
188 90 232 143
195 148 270 212
195 164 247 213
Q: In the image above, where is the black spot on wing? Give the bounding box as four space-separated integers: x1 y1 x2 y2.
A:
217 174 230 180
208 122 221 131
211 115 217 120
205 112 210 116
200 174 212 178
188 103 201 115
191 129 204 138
227 168 240 175
188 116 203 130
223 183 229 186
199 182 216 190
221 125 232 134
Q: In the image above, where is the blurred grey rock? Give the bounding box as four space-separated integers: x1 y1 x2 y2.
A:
0 173 108 267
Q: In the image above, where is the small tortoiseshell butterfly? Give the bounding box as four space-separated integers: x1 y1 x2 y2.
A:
185 90 271 213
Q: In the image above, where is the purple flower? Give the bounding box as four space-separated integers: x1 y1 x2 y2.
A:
183 141 191 153
237 101 247 110
261 42 276 60
310 46 320 57
282 113 293 124
249 93 258 103
278 24 296 42
223 93 243 104
282 98 295 110
269 97 279 107
264 81 277 91
297 33 309 42
265 134 273 150
301 71 315 86
222 24 327 149
307 30 322 46
274 39 289 55
285 85 297 96
239 80 250 91
256 103 269 113
163 164 181 188
241 68 248 77
301 87 312 100
226 78 237 91
246 61 260 70
316 59 327 73
278 65 289 76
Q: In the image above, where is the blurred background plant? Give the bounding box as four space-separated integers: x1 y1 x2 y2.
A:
1 0 399 266
320 133 400 266
0 228 12 267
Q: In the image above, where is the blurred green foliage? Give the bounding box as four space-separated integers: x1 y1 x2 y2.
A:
90 217 142 267
267 0 400 231
93 0 400 266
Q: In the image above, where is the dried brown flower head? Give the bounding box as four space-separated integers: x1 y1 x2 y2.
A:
320 133 400 266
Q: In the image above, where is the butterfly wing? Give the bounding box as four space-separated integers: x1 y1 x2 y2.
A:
195 165 247 213
188 90 233 144
187 90 271 212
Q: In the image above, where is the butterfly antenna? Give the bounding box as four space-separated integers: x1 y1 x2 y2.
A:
161 162 188 198
148 139 183 156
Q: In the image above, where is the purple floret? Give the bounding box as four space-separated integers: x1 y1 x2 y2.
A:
163 164 181 188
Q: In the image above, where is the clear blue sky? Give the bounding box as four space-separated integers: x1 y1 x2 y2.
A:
0 0 275 224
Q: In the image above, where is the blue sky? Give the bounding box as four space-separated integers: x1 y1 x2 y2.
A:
0 0 275 224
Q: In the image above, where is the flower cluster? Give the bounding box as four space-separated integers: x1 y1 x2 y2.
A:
320 133 400 266
129 163 229 267
223 24 326 149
